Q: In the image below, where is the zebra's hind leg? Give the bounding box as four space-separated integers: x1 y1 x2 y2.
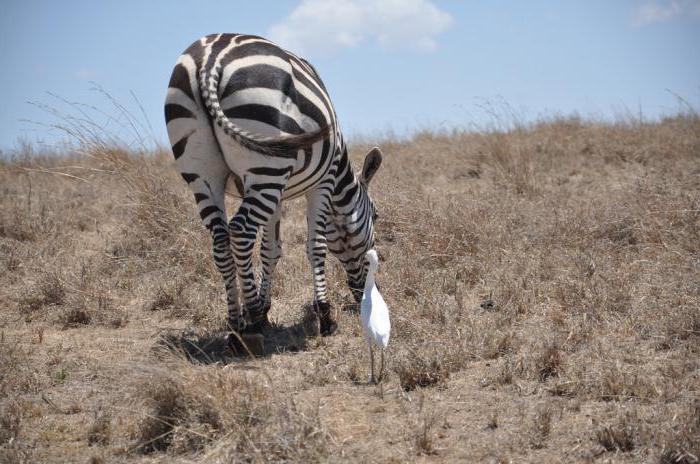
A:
305 188 337 336
259 205 283 318
229 183 286 333
177 164 243 331
167 101 244 330
209 214 244 331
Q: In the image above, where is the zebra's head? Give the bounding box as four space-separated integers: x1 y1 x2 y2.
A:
328 146 383 303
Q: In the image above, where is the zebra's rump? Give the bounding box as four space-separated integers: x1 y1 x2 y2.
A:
166 33 339 196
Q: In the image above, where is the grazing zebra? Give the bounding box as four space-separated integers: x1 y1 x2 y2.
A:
164 33 383 336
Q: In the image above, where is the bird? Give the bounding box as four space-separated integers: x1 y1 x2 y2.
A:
360 249 391 384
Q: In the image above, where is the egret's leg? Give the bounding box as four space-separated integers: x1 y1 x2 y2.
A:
379 348 385 382
369 342 376 384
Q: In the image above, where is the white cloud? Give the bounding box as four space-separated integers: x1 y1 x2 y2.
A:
267 0 453 56
633 0 700 25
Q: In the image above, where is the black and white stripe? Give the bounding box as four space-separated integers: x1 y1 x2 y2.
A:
165 33 382 335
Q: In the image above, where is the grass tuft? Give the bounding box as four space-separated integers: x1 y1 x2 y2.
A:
596 417 636 453
87 411 111 446
537 344 562 381
396 357 449 392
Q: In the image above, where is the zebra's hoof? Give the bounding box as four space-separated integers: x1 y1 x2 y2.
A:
227 332 265 357
227 316 247 333
243 316 269 334
302 311 321 337
320 317 338 336
314 301 338 336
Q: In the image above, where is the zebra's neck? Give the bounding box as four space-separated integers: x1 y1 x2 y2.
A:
331 148 363 215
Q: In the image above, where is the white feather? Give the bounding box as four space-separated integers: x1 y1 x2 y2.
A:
361 250 390 349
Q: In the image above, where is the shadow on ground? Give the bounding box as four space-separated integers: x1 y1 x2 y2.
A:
156 309 321 364
341 302 359 313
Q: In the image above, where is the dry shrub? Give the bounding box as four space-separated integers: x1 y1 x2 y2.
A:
552 271 633 323
0 401 33 464
658 400 700 464
494 357 524 386
595 412 638 453
396 355 449 392
0 244 22 275
659 304 700 350
0 210 36 242
537 344 562 381
254 401 331 462
481 329 516 360
135 366 332 461
553 353 663 402
110 158 211 274
456 263 482 289
593 212 640 247
596 363 659 402
59 308 92 327
87 411 111 446
0 447 32 464
0 402 22 445
137 379 220 454
415 415 439 456
529 406 553 449
347 360 363 384
18 273 66 314
146 285 180 312
486 412 499 430
87 455 105 464
476 131 542 196
301 356 338 388
0 335 42 396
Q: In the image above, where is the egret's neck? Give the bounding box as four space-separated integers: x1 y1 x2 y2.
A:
364 266 377 293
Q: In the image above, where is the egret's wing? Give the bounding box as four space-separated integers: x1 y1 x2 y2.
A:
369 287 391 338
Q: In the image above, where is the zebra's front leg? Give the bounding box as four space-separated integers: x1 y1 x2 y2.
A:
259 206 283 317
306 189 337 336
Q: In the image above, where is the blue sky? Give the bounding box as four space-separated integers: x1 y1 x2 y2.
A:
1 0 699 151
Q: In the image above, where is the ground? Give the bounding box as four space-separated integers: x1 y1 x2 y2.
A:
1 114 699 463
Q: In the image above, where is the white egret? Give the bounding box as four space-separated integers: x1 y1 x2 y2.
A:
360 249 391 383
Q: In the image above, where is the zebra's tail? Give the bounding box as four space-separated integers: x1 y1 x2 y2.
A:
199 64 330 158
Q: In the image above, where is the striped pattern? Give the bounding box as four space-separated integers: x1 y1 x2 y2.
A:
164 33 382 335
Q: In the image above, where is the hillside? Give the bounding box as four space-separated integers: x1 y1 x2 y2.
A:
1 115 699 463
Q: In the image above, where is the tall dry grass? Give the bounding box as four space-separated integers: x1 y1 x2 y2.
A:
1 113 698 463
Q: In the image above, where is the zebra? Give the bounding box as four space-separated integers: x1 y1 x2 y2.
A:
164 33 383 337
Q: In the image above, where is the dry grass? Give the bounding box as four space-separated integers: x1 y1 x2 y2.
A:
596 412 637 453
1 113 699 462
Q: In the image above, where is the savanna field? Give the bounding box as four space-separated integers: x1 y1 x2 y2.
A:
1 115 699 463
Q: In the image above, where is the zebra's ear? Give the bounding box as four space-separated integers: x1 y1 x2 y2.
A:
360 147 383 187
